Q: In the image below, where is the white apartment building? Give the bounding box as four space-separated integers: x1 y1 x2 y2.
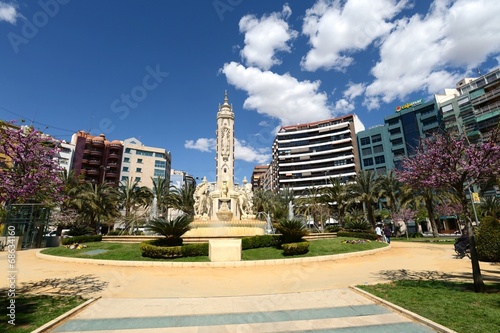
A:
58 141 75 174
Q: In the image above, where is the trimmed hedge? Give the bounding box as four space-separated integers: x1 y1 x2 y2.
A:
476 216 500 262
139 239 209 258
241 235 280 250
281 241 309 256
61 235 102 245
337 231 377 240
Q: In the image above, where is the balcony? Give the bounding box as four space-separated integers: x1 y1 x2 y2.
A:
108 153 119 159
81 159 89 164
87 169 99 175
88 160 101 166
90 150 102 156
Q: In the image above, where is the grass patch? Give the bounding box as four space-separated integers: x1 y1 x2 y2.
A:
0 294 85 333
392 237 456 243
41 238 386 262
358 280 500 333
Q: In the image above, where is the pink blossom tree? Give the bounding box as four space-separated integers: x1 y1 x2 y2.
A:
0 121 64 205
396 129 500 293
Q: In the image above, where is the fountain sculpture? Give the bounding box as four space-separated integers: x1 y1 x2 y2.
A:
184 92 266 237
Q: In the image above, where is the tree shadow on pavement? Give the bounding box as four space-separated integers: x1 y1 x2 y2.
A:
0 274 108 296
375 269 500 284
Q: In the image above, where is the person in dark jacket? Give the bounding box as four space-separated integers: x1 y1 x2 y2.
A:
454 232 469 258
383 225 392 244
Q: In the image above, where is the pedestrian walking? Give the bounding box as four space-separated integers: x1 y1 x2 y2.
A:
383 225 392 244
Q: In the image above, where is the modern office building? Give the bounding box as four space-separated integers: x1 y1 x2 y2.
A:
120 137 171 190
271 114 365 196
358 97 443 172
71 131 123 186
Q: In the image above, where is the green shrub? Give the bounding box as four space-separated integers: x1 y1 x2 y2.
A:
344 219 371 231
325 225 342 233
337 231 377 240
67 225 94 236
181 243 209 257
106 230 121 236
409 232 423 238
476 216 500 262
275 219 309 244
139 240 209 258
281 241 309 256
61 235 102 245
241 235 280 249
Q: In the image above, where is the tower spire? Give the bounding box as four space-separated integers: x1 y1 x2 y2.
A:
224 90 228 105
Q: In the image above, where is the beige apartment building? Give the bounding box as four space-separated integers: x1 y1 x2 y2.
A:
120 137 171 190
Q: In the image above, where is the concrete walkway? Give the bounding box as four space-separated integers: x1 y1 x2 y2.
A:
2 241 499 332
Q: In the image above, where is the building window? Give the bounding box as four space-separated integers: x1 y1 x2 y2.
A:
136 150 154 157
363 158 374 166
360 137 370 145
371 134 382 143
374 155 385 164
389 128 401 135
362 147 372 156
136 168 142 173
154 169 165 177
137 158 143 164
135 177 141 182
123 167 129 172
121 176 128 181
391 138 403 146
125 148 132 154
155 160 166 168
373 145 384 153
124 157 130 163
155 152 165 158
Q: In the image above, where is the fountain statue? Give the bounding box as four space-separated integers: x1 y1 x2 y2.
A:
184 92 265 237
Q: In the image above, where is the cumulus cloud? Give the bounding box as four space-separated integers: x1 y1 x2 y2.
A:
239 4 298 70
301 0 407 72
221 61 333 126
364 0 500 108
184 137 271 164
0 2 19 24
184 138 216 152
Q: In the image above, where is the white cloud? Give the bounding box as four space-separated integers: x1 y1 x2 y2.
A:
184 137 270 164
221 61 333 126
365 0 500 108
239 4 298 70
0 2 19 24
301 0 407 72
184 138 216 152
235 139 271 164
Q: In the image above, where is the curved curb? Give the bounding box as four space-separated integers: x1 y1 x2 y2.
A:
31 296 101 333
36 244 390 267
349 286 457 333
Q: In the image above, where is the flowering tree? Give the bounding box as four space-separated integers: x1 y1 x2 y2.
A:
0 121 64 205
396 129 500 293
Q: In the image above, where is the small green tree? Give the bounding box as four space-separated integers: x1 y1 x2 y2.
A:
146 215 191 246
476 216 500 262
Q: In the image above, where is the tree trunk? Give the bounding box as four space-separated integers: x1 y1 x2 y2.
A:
425 197 439 237
466 219 486 292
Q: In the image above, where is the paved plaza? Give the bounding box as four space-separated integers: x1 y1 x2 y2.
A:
2 241 499 332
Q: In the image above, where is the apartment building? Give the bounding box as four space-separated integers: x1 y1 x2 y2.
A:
120 137 171 190
57 141 75 174
271 114 365 196
71 131 123 186
251 165 268 191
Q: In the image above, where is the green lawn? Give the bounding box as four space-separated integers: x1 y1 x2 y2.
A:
358 280 500 333
0 294 85 333
40 237 387 262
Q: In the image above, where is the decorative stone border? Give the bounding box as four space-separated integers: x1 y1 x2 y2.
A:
36 244 390 268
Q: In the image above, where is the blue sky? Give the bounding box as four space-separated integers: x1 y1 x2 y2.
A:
1 0 500 185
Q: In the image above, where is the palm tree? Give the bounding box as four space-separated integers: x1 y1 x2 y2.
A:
169 183 195 217
151 176 169 217
321 177 351 226
479 195 500 218
146 215 192 246
117 178 153 233
71 182 120 233
348 170 382 228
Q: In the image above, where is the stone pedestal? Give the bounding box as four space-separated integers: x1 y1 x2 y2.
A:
209 239 241 262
